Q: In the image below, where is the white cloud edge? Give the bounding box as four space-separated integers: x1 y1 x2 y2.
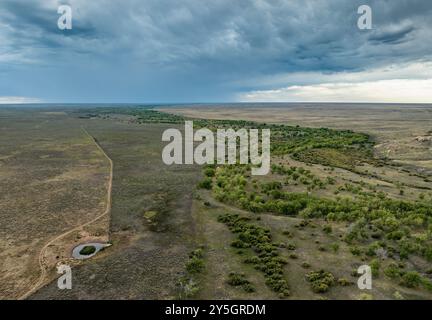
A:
0 96 42 104
237 61 432 103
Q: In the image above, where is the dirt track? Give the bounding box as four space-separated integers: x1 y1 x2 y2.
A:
18 127 113 300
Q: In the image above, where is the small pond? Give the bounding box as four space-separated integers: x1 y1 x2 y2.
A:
72 242 111 260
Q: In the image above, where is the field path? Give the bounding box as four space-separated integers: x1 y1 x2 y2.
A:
18 127 113 300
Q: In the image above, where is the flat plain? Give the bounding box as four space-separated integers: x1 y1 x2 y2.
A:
161 103 432 300
164 103 432 172
0 108 109 299
1 104 432 300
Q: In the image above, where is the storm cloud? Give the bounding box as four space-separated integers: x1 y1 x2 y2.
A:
0 0 431 102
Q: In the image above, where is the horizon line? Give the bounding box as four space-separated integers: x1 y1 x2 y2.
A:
1 101 432 106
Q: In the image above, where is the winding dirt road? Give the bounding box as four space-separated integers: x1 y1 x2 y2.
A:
18 128 113 300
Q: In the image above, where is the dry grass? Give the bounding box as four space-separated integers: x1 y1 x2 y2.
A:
0 109 109 299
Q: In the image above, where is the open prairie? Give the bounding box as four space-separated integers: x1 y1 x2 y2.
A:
0 109 110 299
163 104 432 172
1 104 432 300
27 112 203 299
160 104 432 299
1 108 202 300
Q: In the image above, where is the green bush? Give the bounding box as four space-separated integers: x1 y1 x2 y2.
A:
350 246 362 256
287 243 296 250
186 256 204 274
384 263 401 279
79 245 96 256
227 272 249 286
186 250 205 274
198 177 213 189
204 167 216 177
400 271 421 288
323 225 332 234
337 278 352 286
218 213 290 296
306 270 335 293
330 243 340 252
370 259 380 277
231 240 250 249
177 277 200 299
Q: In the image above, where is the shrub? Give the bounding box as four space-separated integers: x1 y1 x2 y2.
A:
204 167 216 177
370 259 380 277
393 291 404 300
227 272 249 286
366 242 383 257
350 246 362 256
400 271 421 288
177 277 200 298
384 263 401 279
330 243 340 252
358 293 373 300
191 248 203 257
186 255 204 274
79 245 96 256
282 230 292 237
306 270 335 293
287 243 296 250
186 249 205 274
386 230 405 240
337 278 352 286
218 213 290 296
423 247 432 261
198 177 213 189
244 256 261 264
323 225 332 234
242 283 256 293
421 277 432 292
231 240 250 249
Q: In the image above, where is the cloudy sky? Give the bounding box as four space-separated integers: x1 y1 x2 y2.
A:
1 0 432 103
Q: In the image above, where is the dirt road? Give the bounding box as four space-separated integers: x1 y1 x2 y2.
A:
18 128 113 300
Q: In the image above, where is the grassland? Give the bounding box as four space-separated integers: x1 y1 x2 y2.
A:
1 104 431 300
29 115 202 299
0 109 109 299
158 104 432 300
164 103 432 171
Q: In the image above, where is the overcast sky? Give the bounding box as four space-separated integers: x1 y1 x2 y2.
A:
1 0 432 103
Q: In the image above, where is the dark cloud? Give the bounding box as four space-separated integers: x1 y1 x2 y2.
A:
0 0 431 102
369 24 415 44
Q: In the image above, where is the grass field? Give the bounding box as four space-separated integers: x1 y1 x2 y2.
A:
29 117 202 299
163 104 432 172
0 109 109 299
161 105 432 299
1 104 431 300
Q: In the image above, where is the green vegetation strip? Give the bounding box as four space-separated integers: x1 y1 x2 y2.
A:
217 213 290 297
212 164 432 264
78 107 376 169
